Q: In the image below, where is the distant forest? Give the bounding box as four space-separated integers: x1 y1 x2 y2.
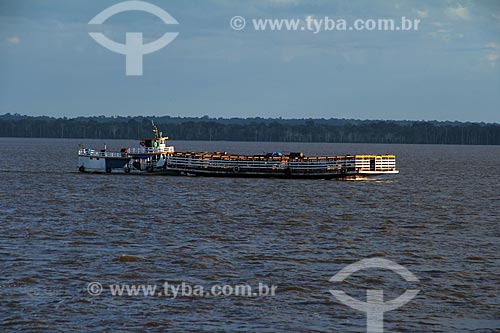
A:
1 114 499 145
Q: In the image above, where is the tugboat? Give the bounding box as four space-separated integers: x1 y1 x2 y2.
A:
78 123 173 174
78 123 399 178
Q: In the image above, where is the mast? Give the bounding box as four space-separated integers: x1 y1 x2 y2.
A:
151 120 159 138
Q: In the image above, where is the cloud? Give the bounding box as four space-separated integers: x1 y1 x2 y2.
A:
6 36 21 45
486 52 499 67
430 21 447 27
429 28 451 41
485 42 499 50
485 42 499 65
445 5 470 20
486 53 499 61
415 9 429 19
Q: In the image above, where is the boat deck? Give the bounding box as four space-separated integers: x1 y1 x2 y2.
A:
163 153 398 178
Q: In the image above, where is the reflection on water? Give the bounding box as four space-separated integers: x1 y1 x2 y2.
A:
0 138 499 332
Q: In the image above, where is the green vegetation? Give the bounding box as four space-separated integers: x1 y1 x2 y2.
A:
1 114 499 145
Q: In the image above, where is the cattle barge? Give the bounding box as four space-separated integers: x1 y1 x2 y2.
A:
78 124 399 179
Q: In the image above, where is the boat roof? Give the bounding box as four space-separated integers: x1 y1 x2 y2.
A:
140 136 169 140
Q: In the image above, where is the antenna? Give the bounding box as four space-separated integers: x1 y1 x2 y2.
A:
151 120 158 138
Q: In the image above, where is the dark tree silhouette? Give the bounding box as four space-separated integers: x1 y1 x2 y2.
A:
0 114 499 145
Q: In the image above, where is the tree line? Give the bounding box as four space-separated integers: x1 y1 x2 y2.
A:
1 114 499 145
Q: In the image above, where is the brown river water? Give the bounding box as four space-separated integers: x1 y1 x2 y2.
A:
0 138 499 332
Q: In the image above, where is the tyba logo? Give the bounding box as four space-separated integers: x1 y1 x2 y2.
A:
329 258 420 333
88 1 179 76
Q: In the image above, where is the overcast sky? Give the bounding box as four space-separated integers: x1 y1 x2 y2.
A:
1 0 499 122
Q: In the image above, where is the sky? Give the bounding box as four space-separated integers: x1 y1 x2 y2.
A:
0 0 499 122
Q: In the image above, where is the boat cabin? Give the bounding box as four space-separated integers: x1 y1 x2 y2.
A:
140 136 169 150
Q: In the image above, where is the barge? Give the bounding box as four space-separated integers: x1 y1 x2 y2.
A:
78 124 399 179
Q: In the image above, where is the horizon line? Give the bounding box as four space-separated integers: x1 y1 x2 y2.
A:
1 113 499 125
